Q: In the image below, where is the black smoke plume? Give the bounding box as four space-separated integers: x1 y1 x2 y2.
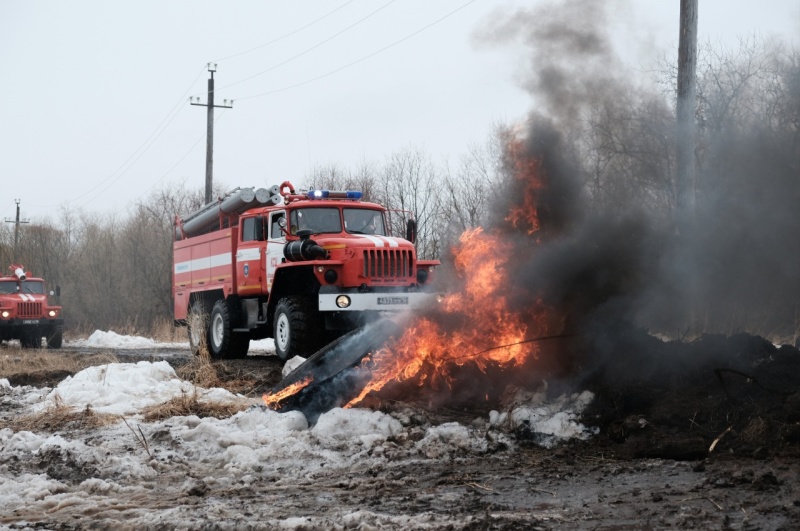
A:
477 0 800 364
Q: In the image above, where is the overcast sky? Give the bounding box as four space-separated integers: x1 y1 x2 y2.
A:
1 0 798 222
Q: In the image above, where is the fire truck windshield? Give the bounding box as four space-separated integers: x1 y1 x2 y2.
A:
290 208 342 235
0 281 41 294
22 281 45 294
343 208 386 236
0 281 17 294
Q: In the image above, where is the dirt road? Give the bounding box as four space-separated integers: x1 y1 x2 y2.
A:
2 335 799 529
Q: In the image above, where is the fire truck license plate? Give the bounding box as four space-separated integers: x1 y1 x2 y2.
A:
23 320 40 324
377 297 408 305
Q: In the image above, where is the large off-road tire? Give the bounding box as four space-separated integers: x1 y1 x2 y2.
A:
46 325 63 349
273 297 324 361
208 299 250 359
267 319 402 421
21 332 42 349
187 303 208 357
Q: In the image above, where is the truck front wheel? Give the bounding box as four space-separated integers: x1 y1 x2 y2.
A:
274 297 323 361
21 332 41 349
208 300 249 359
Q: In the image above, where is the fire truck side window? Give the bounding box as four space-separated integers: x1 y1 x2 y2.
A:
271 213 286 240
241 217 264 242
241 217 254 242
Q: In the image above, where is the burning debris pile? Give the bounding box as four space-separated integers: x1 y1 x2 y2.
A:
263 122 659 422
266 0 799 454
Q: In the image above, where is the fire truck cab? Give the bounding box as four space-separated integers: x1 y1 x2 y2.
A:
173 183 438 361
0 264 63 349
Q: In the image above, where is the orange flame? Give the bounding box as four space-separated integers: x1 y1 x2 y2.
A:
262 375 313 409
505 138 545 235
340 135 551 408
345 228 548 408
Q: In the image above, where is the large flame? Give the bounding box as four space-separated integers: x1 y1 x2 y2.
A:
341 137 549 407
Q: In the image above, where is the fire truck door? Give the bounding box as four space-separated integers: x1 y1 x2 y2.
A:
265 211 286 293
236 216 265 296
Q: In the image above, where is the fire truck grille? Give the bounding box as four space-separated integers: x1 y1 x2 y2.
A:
17 302 42 319
363 250 413 280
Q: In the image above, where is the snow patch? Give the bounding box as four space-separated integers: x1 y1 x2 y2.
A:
37 361 247 415
282 355 307 377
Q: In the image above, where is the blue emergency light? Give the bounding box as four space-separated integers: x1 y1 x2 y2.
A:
306 190 363 200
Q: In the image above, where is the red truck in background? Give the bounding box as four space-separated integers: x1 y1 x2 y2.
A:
173 182 438 360
0 264 63 349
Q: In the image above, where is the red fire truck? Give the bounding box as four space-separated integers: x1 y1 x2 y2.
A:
173 183 438 360
0 264 63 349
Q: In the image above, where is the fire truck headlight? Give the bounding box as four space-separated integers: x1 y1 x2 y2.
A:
1 311 9 318
335 295 351 309
416 268 428 284
48 310 57 317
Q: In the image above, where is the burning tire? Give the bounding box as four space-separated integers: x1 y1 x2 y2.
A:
274 297 323 361
208 300 249 359
266 318 401 422
46 325 63 349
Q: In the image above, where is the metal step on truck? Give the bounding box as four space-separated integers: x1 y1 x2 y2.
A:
173 182 438 360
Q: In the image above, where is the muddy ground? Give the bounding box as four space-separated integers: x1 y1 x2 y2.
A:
2 332 800 529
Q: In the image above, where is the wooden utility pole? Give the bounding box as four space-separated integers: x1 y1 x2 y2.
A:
676 0 698 215
190 63 233 204
4 199 30 262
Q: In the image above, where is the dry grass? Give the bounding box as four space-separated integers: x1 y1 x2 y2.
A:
0 348 120 382
141 389 249 422
175 355 257 395
7 399 119 433
741 416 770 445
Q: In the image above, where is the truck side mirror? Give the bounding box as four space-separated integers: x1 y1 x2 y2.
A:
56 286 61 297
406 219 417 244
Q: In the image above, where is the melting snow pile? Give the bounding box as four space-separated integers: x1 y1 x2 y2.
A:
0 361 597 528
37 361 245 415
66 329 276 353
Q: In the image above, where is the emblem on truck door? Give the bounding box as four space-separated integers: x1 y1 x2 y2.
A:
243 264 249 277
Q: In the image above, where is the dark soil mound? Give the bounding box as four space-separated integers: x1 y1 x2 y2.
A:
7 369 73 388
579 332 800 460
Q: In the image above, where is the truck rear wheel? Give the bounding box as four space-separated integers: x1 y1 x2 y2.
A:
208 299 249 359
46 326 63 349
187 303 207 356
274 297 323 361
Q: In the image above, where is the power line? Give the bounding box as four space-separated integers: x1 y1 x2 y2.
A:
213 0 358 63
123 109 233 215
66 66 208 208
210 0 398 93
236 0 478 101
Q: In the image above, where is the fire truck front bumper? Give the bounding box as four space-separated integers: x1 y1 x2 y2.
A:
318 289 439 312
0 318 64 329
